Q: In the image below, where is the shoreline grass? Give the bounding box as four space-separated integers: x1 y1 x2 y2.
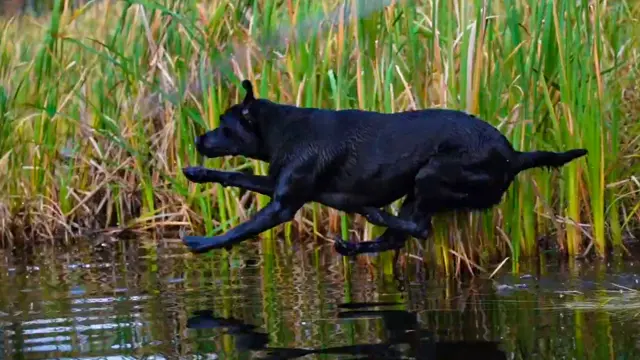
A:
0 0 639 273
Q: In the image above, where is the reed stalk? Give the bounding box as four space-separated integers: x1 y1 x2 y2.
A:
0 0 638 272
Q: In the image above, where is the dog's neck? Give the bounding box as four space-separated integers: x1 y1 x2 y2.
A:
247 99 308 162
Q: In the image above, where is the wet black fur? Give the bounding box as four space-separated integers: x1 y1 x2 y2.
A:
182 80 588 256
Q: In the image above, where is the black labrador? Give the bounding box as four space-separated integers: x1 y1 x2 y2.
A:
182 80 587 256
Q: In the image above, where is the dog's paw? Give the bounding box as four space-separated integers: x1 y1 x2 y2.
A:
416 228 430 240
362 210 385 226
182 236 210 254
182 235 233 254
183 166 209 183
333 237 360 257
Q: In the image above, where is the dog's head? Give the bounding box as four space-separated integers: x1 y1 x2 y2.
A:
195 80 264 159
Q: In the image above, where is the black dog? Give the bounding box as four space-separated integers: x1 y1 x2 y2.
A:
182 80 587 256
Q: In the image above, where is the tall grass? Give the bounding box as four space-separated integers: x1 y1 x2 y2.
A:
0 0 638 272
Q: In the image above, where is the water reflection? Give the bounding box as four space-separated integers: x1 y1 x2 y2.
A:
187 302 507 359
1 239 640 359
187 310 270 352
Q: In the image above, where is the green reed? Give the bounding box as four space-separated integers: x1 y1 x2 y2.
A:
0 0 638 272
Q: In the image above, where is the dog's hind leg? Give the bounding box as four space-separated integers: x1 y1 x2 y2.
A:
307 191 429 239
359 206 430 239
334 212 432 256
334 155 481 257
333 195 430 256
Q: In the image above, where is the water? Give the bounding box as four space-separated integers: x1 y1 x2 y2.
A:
1 238 640 359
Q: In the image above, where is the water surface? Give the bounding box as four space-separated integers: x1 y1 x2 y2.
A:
1 238 640 359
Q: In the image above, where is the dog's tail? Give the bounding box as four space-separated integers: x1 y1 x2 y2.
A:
513 148 588 173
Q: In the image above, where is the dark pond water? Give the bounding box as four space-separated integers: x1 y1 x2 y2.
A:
2 238 640 359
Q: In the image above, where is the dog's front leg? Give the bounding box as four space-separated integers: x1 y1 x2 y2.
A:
183 199 300 253
183 166 274 195
183 169 416 231
182 158 315 254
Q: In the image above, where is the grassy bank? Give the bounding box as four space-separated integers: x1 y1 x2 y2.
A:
0 0 638 273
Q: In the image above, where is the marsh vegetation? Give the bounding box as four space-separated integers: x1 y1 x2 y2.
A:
0 0 639 275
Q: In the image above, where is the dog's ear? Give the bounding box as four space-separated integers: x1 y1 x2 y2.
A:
240 80 257 124
241 80 255 105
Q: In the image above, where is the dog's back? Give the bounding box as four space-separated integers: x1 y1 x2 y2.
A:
261 107 513 206
260 101 508 157
311 107 515 170
259 102 584 207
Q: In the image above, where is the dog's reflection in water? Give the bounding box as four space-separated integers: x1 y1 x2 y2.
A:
186 302 507 360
